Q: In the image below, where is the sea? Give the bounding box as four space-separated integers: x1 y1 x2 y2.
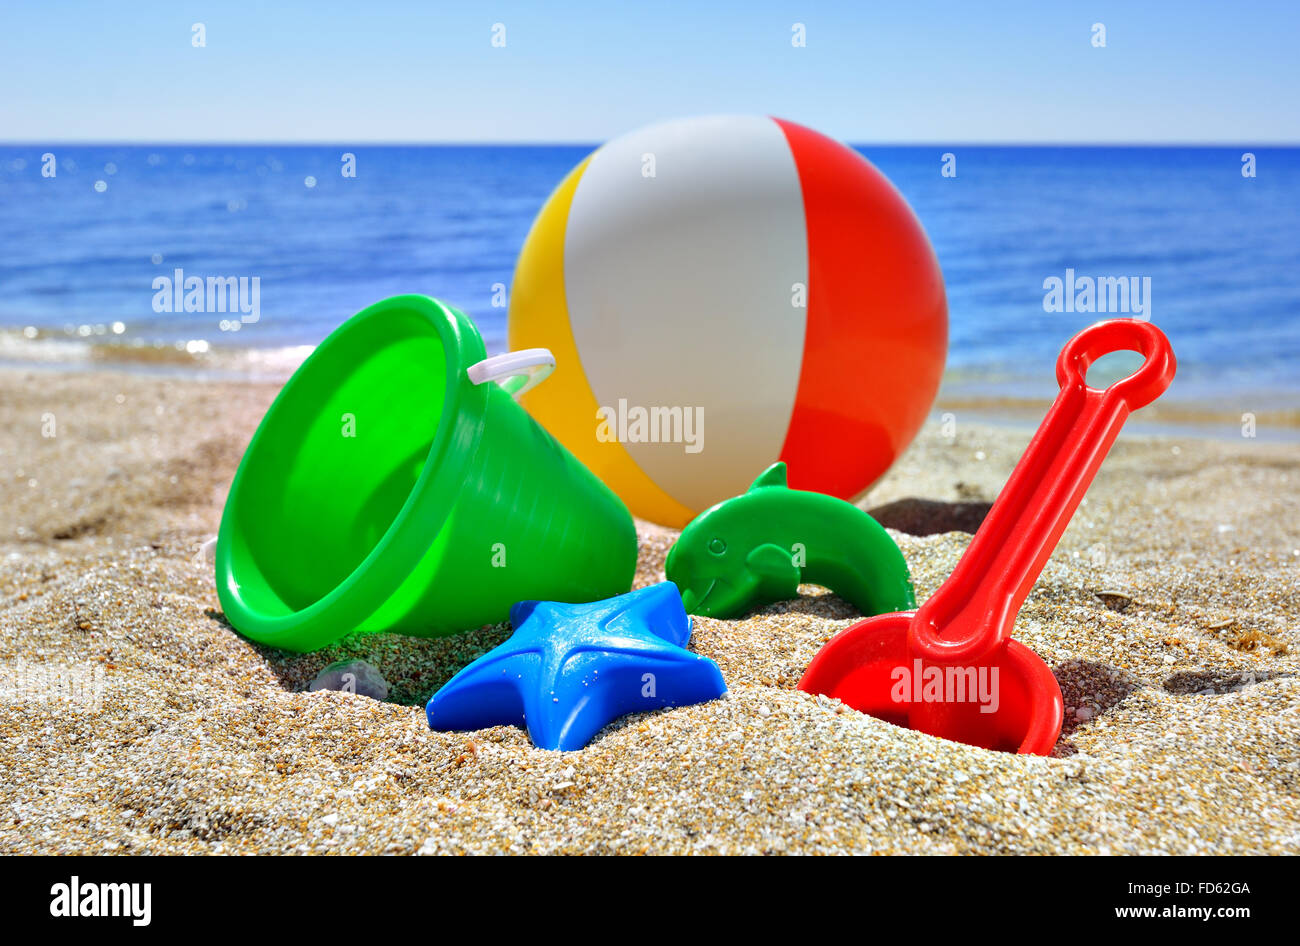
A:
1 144 1297 407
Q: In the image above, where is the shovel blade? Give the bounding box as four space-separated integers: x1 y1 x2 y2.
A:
799 614 1063 755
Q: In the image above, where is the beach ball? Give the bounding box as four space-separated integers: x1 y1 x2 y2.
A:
508 115 947 528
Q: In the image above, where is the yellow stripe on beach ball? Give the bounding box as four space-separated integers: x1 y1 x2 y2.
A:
508 158 696 527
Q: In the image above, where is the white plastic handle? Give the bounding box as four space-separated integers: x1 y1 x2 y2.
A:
467 348 556 399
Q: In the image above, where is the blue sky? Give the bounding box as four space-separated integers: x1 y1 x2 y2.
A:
2 1 1296 143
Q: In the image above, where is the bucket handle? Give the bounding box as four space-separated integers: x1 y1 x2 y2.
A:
467 348 555 399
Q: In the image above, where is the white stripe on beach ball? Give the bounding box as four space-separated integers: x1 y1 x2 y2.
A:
562 115 809 511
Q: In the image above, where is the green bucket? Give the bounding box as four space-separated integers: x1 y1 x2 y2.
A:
215 294 638 653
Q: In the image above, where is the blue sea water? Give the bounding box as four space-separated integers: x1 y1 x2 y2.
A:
0 144 1297 404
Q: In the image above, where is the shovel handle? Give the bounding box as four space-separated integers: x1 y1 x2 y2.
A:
908 319 1175 665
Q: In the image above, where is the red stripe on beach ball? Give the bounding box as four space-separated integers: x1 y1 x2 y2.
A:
772 117 948 500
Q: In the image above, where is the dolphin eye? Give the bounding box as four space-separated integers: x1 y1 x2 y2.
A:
708 538 726 555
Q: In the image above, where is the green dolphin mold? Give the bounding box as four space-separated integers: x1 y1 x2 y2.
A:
665 462 916 619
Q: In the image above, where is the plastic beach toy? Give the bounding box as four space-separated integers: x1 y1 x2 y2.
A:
508 114 947 528
216 294 637 653
665 462 915 619
799 320 1176 755
427 582 726 751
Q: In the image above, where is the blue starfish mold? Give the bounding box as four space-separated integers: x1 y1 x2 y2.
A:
426 582 726 750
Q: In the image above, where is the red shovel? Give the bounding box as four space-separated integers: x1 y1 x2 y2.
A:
799 319 1176 755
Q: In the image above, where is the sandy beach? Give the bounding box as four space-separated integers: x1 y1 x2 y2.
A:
1 364 1297 855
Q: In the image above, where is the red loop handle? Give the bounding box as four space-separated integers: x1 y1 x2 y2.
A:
1055 318 1177 412
908 319 1176 665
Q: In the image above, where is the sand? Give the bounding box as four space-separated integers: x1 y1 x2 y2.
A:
1 364 1297 854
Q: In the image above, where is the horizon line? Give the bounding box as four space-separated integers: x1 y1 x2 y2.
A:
2 139 1298 148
